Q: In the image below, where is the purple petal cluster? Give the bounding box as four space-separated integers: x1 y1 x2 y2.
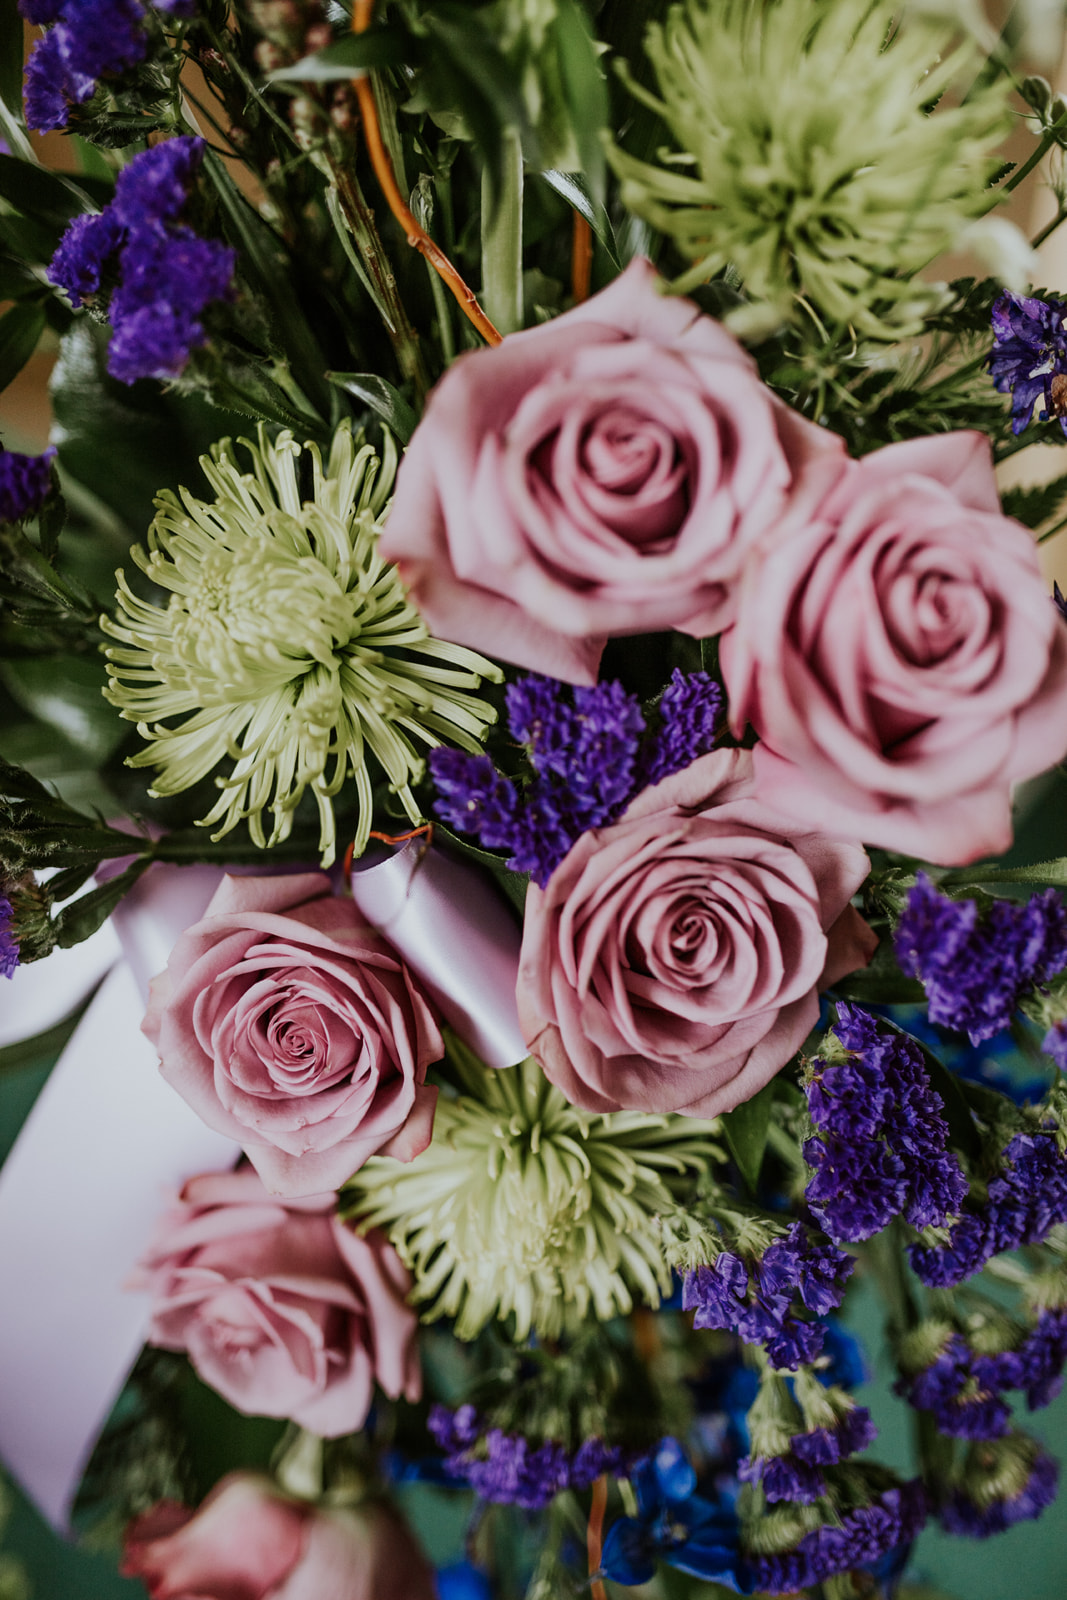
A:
431 668 721 887
804 1005 967 1244
748 1479 928 1595
909 1130 1067 1287
895 873 1067 1044
0 445 55 523
1043 1016 1067 1070
0 897 19 980
896 1336 1020 1441
427 1404 628 1510
738 1405 876 1504
682 1223 854 1371
22 0 151 132
48 139 235 386
940 1447 1059 1537
1016 1306 1067 1409
988 292 1067 437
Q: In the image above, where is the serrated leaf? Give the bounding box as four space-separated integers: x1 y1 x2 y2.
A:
720 1078 776 1191
269 26 408 82
549 0 608 209
328 371 418 444
539 169 620 267
0 299 45 391
1001 471 1067 533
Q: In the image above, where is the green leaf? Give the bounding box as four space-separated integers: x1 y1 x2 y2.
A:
720 1079 776 1191
0 987 99 1079
328 371 418 444
944 857 1067 888
54 856 151 948
0 0 25 142
549 0 608 209
269 26 408 82
0 154 96 227
419 7 529 208
1001 471 1067 533
0 299 45 391
0 654 126 764
539 169 620 267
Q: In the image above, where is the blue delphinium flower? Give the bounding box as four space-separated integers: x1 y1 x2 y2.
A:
0 897 19 980
0 446 55 523
431 668 721 886
436 1564 492 1600
600 1437 751 1591
803 1005 967 1244
895 873 1067 1044
48 138 235 386
682 1224 854 1372
988 291 1067 436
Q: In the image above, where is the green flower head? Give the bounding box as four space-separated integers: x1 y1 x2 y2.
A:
344 1040 718 1341
102 423 502 866
610 0 1012 338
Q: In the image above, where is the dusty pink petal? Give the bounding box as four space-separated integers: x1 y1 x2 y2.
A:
820 905 879 989
275 1505 436 1600
121 1475 308 1600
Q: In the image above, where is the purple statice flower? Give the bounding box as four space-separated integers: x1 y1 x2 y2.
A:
683 1225 853 1372
895 874 1067 1045
739 1405 876 1505
0 446 55 524
19 0 65 20
908 1209 995 1289
0 898 19 979
896 1336 1019 1441
988 292 1067 437
803 1005 967 1244
429 1407 627 1511
748 1479 928 1595
113 135 205 226
641 668 723 788
1043 1016 1067 1070
47 210 125 307
23 0 149 132
1016 1306 1067 1409
939 1445 1059 1537
429 749 520 850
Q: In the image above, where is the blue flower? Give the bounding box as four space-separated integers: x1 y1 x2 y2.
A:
988 291 1067 436
600 1438 753 1591
0 446 55 523
436 1563 492 1600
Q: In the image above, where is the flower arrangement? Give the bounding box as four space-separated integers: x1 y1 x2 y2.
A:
5 2 1067 1598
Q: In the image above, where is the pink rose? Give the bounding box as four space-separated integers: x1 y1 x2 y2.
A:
380 258 845 685
721 433 1067 863
134 1168 419 1433
121 1475 436 1600
516 749 874 1118
143 873 443 1195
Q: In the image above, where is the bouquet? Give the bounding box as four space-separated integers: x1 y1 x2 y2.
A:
4 1 1067 1596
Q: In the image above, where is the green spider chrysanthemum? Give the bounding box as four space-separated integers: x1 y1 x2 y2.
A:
344 1040 720 1341
610 0 1012 339
102 423 502 867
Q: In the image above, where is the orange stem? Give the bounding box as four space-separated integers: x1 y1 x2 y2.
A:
342 823 433 879
588 1475 609 1600
571 213 593 304
351 5 502 347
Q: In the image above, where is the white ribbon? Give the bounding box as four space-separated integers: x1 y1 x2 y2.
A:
0 866 238 1530
350 840 528 1068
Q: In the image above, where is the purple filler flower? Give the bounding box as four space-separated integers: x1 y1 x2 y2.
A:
748 1479 928 1596
0 898 19 979
988 292 1067 437
0 446 55 523
739 1406 876 1505
23 0 149 132
940 1445 1058 1537
428 1406 627 1510
896 1336 1020 1441
895 873 1067 1044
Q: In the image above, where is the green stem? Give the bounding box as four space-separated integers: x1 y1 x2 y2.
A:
1002 107 1067 195
1032 206 1067 250
480 129 524 337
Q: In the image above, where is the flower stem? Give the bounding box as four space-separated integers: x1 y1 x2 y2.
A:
350 3 501 346
571 213 593 304
480 129 524 335
587 1475 608 1600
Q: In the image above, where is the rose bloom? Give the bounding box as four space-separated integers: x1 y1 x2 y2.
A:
516 748 875 1118
133 1168 419 1433
121 1475 436 1600
721 432 1067 863
143 873 442 1195
380 257 845 685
